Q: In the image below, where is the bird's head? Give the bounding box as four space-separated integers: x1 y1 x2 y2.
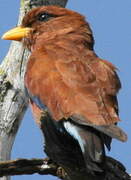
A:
2 6 94 50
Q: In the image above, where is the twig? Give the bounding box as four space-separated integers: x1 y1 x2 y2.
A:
0 158 64 178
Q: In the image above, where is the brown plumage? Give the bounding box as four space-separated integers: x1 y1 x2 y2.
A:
2 5 127 176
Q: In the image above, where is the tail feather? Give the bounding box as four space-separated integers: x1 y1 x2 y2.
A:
64 121 105 172
81 128 105 172
101 134 112 151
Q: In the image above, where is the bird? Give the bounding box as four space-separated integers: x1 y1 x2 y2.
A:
2 5 128 177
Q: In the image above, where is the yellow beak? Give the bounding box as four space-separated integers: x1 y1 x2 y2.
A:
1 26 32 41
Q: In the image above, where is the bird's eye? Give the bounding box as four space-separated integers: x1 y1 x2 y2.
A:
38 13 55 22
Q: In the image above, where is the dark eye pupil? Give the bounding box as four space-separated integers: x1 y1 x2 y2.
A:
38 13 48 21
38 12 57 22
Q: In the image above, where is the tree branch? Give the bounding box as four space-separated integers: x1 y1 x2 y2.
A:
0 158 71 180
0 158 59 177
0 157 130 180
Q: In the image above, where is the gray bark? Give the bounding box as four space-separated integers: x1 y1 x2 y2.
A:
0 0 67 180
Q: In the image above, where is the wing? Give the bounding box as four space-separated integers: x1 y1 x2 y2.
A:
55 56 121 125
55 55 127 142
25 50 127 141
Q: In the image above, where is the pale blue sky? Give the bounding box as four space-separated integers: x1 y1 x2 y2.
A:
0 0 131 179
